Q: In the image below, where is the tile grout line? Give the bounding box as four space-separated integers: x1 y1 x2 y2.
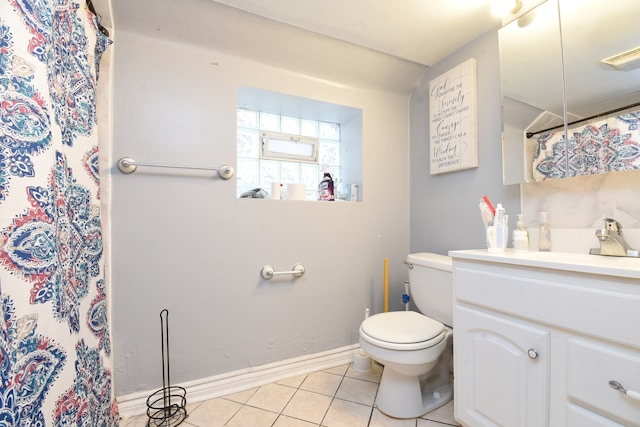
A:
270 377 313 427
317 368 348 427
366 372 381 427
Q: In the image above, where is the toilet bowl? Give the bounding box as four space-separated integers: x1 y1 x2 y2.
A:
359 253 453 419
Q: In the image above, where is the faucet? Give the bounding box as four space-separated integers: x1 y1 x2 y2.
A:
589 218 640 257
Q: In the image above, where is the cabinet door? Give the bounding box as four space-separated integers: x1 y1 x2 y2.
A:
455 306 551 427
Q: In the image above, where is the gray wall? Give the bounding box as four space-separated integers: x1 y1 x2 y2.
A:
410 28 520 254
110 31 412 395
109 4 526 397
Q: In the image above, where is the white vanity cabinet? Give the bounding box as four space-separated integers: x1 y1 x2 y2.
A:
449 250 640 427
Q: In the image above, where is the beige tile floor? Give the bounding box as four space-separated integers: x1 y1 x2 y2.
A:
120 362 461 427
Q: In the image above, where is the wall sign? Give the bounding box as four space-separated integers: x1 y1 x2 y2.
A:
429 58 478 175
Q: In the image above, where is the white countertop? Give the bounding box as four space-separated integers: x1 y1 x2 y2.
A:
448 249 640 280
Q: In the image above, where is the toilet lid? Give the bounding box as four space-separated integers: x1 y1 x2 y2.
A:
360 311 444 347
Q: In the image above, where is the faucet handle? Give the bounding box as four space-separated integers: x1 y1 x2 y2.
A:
601 217 623 233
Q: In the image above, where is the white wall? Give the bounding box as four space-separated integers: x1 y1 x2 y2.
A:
409 28 521 254
409 26 640 255
522 169 640 253
110 31 412 395
107 0 640 400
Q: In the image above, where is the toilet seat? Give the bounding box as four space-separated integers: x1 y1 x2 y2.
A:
360 311 445 351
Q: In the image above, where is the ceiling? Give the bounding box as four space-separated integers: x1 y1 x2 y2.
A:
206 0 501 66
98 0 502 92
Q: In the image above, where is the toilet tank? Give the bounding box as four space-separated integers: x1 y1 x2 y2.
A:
406 252 453 327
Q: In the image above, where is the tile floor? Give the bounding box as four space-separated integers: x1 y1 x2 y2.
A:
120 362 461 427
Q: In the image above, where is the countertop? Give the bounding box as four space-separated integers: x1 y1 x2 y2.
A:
448 249 640 280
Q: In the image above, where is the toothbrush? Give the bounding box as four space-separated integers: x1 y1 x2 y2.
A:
482 195 496 216
479 199 495 226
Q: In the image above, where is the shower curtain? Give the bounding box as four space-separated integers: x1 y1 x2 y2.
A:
0 0 118 425
532 112 640 180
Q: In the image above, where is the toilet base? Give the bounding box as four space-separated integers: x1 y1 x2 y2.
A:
375 333 453 419
375 368 453 419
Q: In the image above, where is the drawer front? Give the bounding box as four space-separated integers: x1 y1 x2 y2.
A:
567 338 640 426
568 404 628 426
454 265 640 347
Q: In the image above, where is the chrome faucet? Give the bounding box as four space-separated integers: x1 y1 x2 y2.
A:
589 218 640 257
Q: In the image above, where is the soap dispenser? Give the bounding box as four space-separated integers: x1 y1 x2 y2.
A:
538 212 552 252
513 214 529 252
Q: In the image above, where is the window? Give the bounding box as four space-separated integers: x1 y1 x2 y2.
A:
236 86 362 201
261 132 318 163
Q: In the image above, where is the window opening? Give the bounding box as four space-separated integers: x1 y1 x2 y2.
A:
236 86 362 202
237 109 341 200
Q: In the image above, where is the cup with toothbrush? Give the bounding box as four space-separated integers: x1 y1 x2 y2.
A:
480 198 508 252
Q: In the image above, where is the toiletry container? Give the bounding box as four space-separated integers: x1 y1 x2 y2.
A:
513 214 529 252
318 166 334 201
538 211 551 251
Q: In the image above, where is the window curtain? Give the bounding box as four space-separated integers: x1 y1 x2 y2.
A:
532 112 640 180
0 0 118 425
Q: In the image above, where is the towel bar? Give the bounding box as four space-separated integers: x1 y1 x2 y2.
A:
261 264 305 280
117 157 234 179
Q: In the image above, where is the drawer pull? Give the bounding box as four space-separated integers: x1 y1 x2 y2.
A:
609 380 640 402
527 349 538 359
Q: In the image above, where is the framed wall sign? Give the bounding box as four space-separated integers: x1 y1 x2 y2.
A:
429 58 478 175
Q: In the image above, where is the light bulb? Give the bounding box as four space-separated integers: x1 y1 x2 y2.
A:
491 0 522 17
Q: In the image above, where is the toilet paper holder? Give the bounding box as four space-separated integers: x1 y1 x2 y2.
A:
261 263 305 280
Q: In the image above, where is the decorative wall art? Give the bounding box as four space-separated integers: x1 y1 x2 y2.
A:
429 58 478 175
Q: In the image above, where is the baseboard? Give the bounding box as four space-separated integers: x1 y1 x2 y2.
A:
117 344 359 419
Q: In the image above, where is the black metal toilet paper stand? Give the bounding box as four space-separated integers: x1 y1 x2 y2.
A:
146 309 187 426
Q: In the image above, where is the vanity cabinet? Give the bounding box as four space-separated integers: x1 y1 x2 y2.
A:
450 250 640 427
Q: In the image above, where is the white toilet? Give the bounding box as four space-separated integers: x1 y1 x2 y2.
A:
359 252 453 419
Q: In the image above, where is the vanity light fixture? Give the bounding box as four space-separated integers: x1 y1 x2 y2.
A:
491 0 522 17
601 46 640 71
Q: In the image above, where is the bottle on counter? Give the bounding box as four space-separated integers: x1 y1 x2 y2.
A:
318 166 334 201
513 213 529 252
538 211 552 252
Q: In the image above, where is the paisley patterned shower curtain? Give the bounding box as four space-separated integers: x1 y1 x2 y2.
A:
531 112 640 180
0 0 118 425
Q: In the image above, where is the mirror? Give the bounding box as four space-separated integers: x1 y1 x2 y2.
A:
500 0 640 184
500 0 566 183
561 0 640 119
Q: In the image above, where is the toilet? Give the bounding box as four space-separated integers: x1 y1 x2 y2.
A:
359 252 453 419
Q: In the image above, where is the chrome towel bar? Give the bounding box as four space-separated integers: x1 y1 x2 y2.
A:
117 157 235 180
261 264 305 280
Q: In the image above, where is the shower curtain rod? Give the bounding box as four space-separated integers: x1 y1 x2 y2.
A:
526 101 640 139
117 157 235 179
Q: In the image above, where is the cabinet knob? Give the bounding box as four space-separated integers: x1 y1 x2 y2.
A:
527 349 538 359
